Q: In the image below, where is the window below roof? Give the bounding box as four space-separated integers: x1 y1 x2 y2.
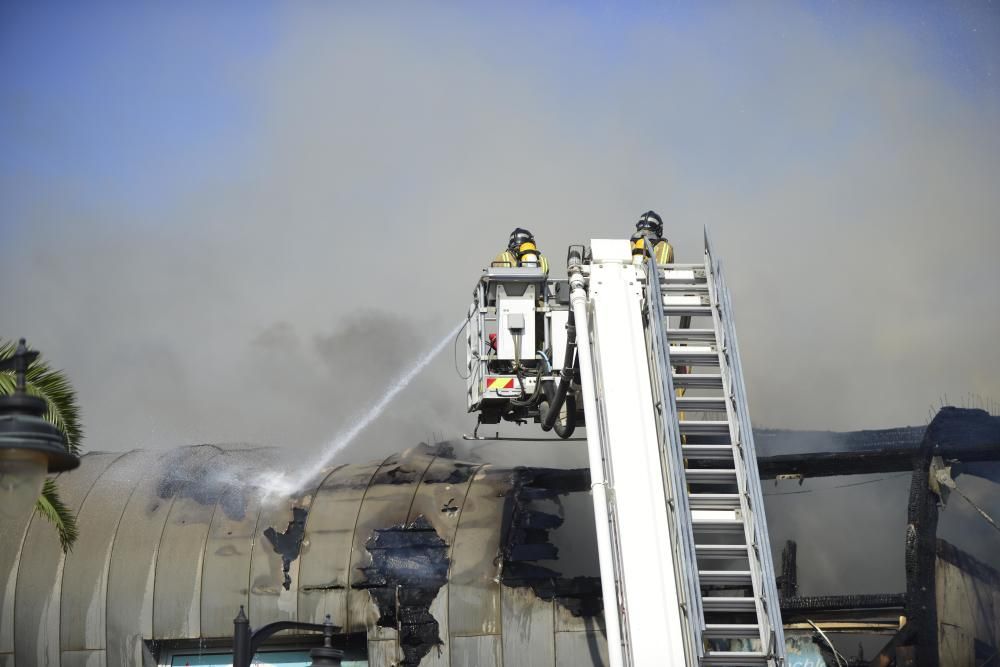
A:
165 648 368 666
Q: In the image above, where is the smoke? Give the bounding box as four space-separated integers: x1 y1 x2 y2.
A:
2 2 999 626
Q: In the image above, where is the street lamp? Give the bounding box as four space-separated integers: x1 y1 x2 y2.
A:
0 339 79 529
233 606 343 667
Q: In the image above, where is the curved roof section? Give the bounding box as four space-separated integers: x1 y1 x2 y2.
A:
1 444 608 667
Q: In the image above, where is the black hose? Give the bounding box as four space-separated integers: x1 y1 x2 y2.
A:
509 359 545 408
540 310 577 436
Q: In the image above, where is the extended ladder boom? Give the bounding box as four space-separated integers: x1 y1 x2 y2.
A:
573 236 785 666
463 233 784 666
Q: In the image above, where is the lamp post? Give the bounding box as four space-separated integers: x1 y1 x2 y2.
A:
0 339 79 531
233 606 343 667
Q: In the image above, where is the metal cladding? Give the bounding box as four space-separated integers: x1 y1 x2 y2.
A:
0 443 610 667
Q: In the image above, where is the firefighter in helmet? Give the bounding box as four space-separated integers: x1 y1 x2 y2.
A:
631 210 674 265
494 227 549 275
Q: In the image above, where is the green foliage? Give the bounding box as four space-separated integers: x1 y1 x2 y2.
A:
35 479 80 552
0 339 84 551
0 339 83 453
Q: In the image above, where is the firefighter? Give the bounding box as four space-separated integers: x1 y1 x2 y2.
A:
631 210 674 265
494 227 549 275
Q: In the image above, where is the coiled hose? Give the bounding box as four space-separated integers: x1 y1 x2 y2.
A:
539 309 578 439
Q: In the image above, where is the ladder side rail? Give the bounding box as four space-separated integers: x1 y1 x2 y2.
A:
644 254 705 664
703 249 773 656
704 251 775 660
569 267 627 667
713 259 786 662
703 231 785 664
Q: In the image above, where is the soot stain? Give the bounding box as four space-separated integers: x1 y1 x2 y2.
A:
263 506 308 591
354 516 449 667
500 467 603 618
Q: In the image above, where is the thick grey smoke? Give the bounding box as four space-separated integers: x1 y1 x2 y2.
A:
2 3 999 626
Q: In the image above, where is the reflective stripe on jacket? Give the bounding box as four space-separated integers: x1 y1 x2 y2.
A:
653 240 674 265
493 250 549 274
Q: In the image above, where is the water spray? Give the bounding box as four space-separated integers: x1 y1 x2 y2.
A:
255 319 465 501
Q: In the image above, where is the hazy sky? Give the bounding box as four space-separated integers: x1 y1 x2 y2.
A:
2 3 998 454
2 2 1000 628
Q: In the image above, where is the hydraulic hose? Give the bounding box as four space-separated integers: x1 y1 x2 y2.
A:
540 310 577 437
509 361 544 408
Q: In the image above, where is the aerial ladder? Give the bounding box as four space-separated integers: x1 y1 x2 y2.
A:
464 233 785 666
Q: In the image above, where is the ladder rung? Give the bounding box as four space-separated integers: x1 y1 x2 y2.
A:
659 263 706 270
702 597 757 613
699 570 752 586
684 468 736 484
696 544 748 559
665 305 712 317
703 623 761 639
689 493 741 510
682 444 733 459
679 421 731 436
676 397 727 411
670 349 719 366
701 651 769 666
661 283 708 293
686 469 738 484
692 519 745 534
672 373 723 389
666 328 716 343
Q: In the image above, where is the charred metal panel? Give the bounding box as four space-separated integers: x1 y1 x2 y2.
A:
554 628 609 667
347 450 435 637
249 492 313 625
367 638 398 667
200 467 264 638
450 635 501 667
499 467 603 623
405 456 483 667
936 539 999 663
60 450 146 651
448 467 508 637
106 446 218 665
501 586 555 667
263 506 308 592
14 452 122 666
754 426 926 454
153 450 230 639
354 516 449 667
905 432 940 667
298 462 380 627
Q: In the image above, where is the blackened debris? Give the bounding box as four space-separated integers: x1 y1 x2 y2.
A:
384 465 419 484
925 407 1000 452
423 462 477 485
499 467 603 618
264 506 308 590
440 498 458 515
354 516 449 667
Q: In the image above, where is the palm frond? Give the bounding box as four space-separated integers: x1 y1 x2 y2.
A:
0 338 84 453
1 339 83 552
35 479 79 552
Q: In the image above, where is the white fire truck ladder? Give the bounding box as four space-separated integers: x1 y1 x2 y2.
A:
572 235 784 666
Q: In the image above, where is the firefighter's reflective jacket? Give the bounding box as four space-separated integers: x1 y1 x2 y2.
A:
631 233 674 265
492 249 550 275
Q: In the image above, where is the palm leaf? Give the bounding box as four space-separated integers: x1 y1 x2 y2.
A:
0 339 83 453
1 339 83 551
35 479 79 553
